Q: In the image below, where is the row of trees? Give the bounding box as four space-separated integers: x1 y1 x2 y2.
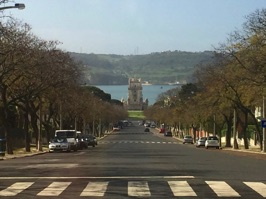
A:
0 18 127 154
144 9 266 150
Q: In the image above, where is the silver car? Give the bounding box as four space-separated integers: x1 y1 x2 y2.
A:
196 137 207 147
205 136 220 149
49 138 69 152
183 135 193 144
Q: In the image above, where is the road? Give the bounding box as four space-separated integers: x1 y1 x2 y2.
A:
0 121 265 198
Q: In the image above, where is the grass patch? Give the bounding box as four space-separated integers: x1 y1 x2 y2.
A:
128 110 145 120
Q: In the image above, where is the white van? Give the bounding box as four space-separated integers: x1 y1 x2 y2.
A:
55 130 78 151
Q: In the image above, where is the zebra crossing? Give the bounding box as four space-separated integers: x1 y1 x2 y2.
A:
98 140 179 144
0 180 265 197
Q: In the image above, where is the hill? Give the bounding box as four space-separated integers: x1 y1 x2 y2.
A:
70 50 214 85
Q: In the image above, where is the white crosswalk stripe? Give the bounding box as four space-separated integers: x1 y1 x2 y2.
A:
128 181 151 197
244 182 266 197
206 181 241 197
80 181 108 196
168 181 197 196
37 182 71 196
0 182 33 196
0 180 264 197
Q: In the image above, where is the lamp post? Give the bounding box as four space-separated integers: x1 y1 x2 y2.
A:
0 3 25 10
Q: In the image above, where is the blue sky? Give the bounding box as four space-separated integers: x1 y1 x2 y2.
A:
3 0 266 55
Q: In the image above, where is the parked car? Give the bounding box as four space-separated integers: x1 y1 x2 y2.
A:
76 136 88 149
196 137 207 147
150 123 156 128
205 136 220 149
144 127 150 132
49 137 69 152
92 135 98 145
159 128 165 134
84 135 96 147
112 124 120 131
144 122 150 127
164 131 173 137
183 135 193 144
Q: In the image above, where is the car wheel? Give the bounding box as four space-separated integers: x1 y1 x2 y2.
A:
216 146 219 149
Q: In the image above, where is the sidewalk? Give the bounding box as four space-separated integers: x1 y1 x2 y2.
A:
0 148 48 160
156 129 266 155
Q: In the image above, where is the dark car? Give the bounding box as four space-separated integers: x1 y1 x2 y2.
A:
144 127 150 132
84 135 96 147
164 131 173 137
76 135 88 149
92 135 98 145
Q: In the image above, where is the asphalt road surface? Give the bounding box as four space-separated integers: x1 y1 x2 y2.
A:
0 121 265 198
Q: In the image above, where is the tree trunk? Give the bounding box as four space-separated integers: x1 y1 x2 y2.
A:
24 111 31 152
242 111 249 149
223 113 233 147
233 109 239 149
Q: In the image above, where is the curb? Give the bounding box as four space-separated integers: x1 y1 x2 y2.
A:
1 151 48 160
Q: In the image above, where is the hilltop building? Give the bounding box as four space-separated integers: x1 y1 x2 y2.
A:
122 78 148 110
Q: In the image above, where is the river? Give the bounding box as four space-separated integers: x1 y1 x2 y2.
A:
95 85 180 105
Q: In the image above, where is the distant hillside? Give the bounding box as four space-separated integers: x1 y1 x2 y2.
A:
70 51 214 85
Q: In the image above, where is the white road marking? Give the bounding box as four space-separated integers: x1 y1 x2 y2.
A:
128 181 151 197
0 176 194 180
168 181 197 196
80 181 109 196
20 164 78 169
244 182 266 197
0 182 33 196
37 182 71 196
206 181 241 197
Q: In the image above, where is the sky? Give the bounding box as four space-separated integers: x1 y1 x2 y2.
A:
2 0 266 55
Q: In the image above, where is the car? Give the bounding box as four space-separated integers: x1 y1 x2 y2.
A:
164 131 172 137
84 135 96 147
48 137 69 152
112 124 120 131
92 135 98 145
183 135 193 144
76 136 88 149
196 137 207 147
159 128 165 134
205 136 220 149
144 123 150 127
144 127 150 132
150 123 156 128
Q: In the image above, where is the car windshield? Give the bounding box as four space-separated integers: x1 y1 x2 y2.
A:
51 138 67 143
208 137 218 140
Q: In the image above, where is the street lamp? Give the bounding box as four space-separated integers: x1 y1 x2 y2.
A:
0 3 25 10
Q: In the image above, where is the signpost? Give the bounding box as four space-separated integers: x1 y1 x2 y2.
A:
261 119 266 128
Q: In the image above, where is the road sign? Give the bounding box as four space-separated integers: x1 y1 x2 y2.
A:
261 119 266 128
